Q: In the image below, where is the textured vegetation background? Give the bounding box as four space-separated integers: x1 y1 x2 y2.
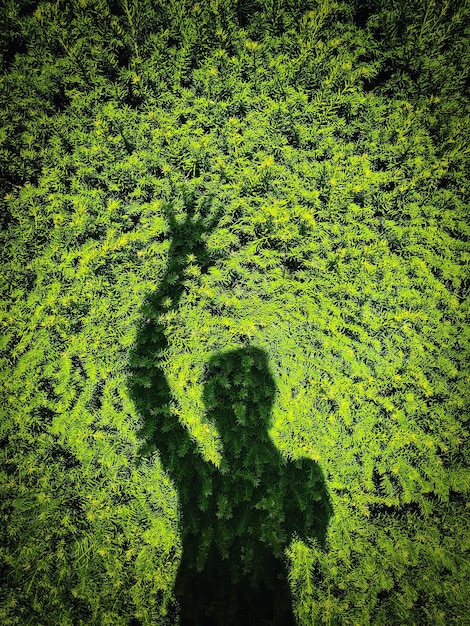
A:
1 0 469 624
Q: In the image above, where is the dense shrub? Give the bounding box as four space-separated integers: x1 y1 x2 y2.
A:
1 0 469 624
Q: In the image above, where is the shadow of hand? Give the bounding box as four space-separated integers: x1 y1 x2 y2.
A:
161 185 226 274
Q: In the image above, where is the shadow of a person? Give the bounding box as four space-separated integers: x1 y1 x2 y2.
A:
127 189 332 625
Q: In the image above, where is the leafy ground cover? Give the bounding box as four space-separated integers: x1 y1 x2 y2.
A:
1 1 469 624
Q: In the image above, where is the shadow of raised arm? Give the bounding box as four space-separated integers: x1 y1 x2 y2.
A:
127 186 225 462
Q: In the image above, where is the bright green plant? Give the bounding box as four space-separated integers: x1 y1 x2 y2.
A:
1 1 468 624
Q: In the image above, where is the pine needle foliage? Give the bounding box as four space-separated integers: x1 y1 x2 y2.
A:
1 0 469 624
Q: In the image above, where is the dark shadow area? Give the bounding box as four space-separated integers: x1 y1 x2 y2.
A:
127 188 332 625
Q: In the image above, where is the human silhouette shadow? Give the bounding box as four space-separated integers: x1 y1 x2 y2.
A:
127 188 332 625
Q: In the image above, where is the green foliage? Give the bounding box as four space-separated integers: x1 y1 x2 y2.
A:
1 0 469 624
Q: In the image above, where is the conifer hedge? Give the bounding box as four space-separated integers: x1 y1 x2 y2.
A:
1 0 469 624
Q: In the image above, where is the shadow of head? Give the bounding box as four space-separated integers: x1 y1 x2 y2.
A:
201 345 277 443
